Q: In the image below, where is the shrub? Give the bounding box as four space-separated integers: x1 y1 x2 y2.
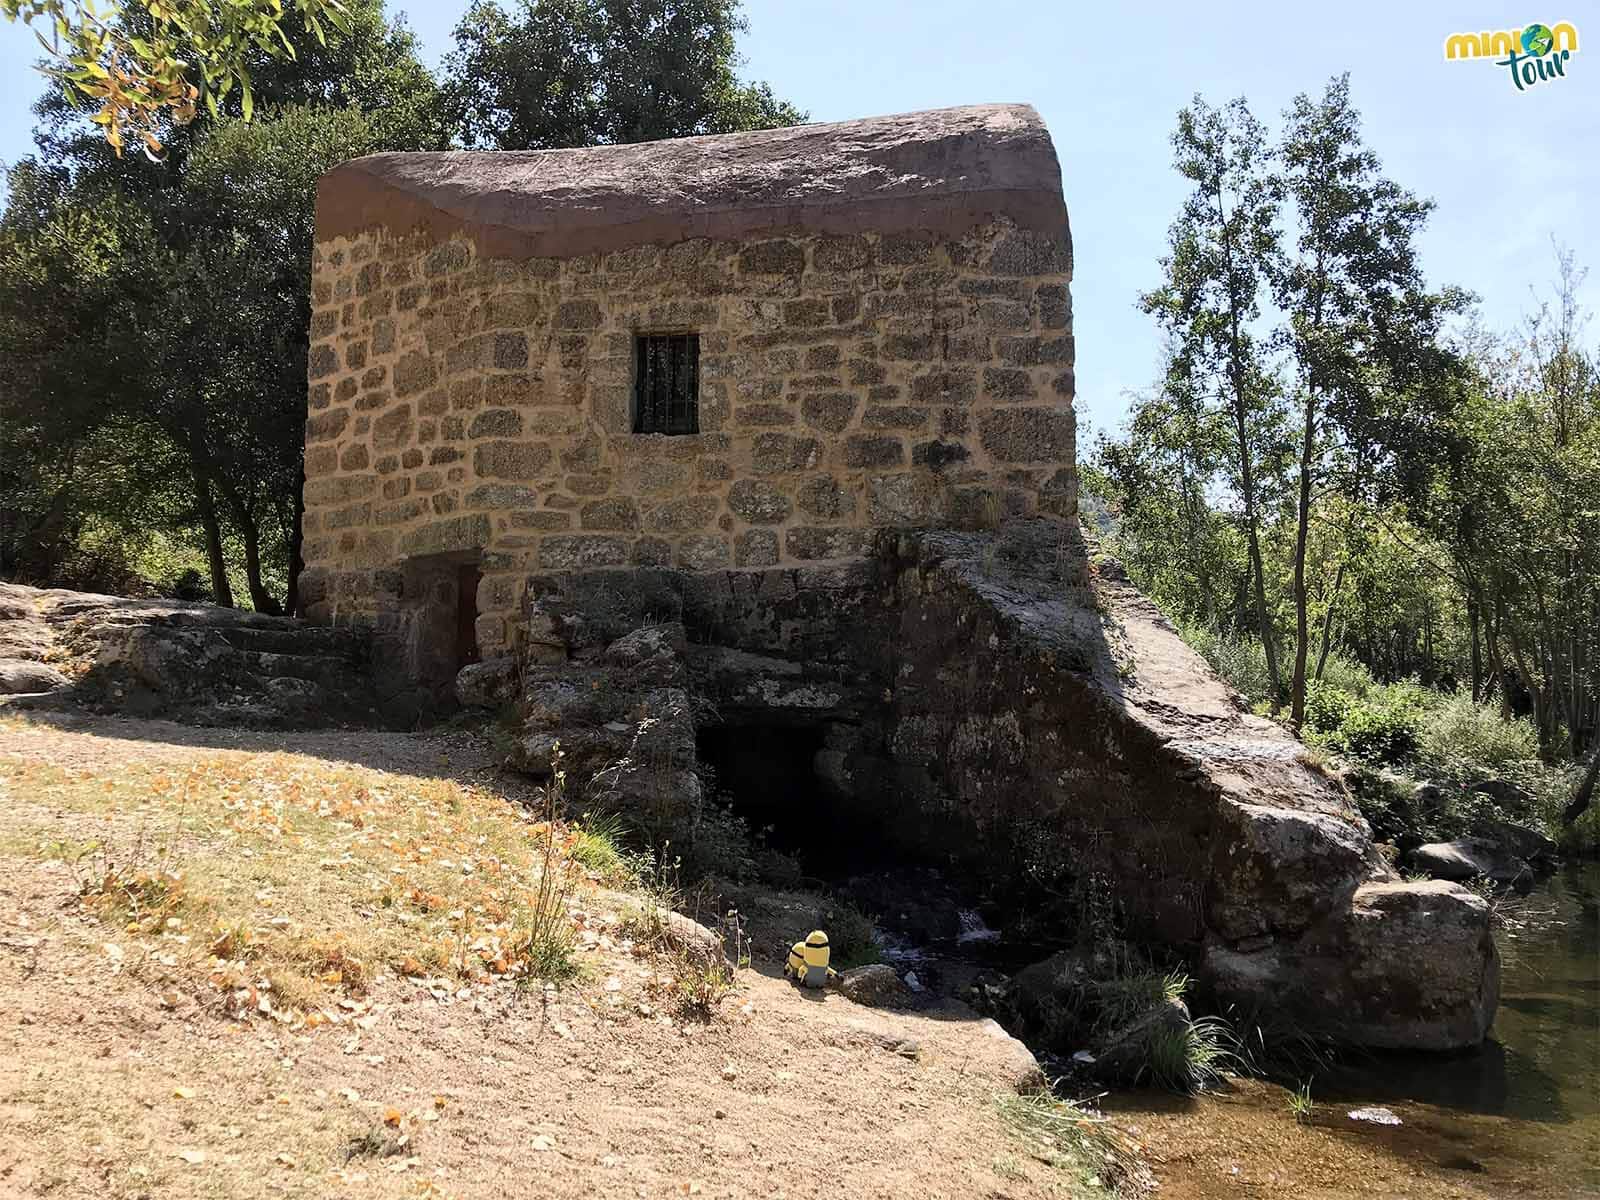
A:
569 815 636 886
1418 694 1541 774
1316 652 1378 699
1303 682 1355 738
1307 680 1431 767
1140 1015 1243 1095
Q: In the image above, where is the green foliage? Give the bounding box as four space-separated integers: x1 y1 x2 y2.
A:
0 2 443 609
443 0 803 150
569 815 636 886
1140 1015 1243 1096
997 1092 1152 1198
1301 679 1429 766
1 0 354 155
1287 1081 1315 1123
1418 694 1542 774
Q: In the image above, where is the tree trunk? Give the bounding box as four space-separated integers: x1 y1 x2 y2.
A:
1237 415 1282 707
1314 558 1346 682
286 477 305 619
1563 749 1600 826
1467 593 1483 702
1289 392 1315 728
219 483 283 615
192 471 234 609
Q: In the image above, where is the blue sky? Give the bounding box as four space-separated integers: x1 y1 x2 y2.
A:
0 2 1594 437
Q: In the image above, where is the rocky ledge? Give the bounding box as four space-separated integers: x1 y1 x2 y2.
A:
472 521 1499 1052
0 581 378 727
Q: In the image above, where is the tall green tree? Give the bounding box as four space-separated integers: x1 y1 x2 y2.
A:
1273 75 1467 728
443 0 804 150
1140 95 1289 704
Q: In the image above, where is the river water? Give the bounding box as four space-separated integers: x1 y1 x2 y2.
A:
1107 862 1600 1197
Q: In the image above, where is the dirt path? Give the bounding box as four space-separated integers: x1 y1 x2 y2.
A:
0 713 1064 1200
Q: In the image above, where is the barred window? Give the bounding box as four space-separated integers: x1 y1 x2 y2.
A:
633 333 700 435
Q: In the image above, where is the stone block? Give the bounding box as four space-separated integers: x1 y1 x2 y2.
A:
797 476 856 519
844 434 905 468
786 526 876 560
581 498 640 530
727 480 793 525
910 370 977 405
493 332 529 369
996 334 1074 368
372 404 414 451
978 408 1074 464
306 409 350 443
308 344 340 380
988 229 1071 276
555 299 603 329
647 496 720 533
736 403 796 427
400 513 490 556
801 393 858 433
468 409 524 438
304 476 377 506
751 433 823 474
394 350 438 397
739 239 805 275
465 483 539 509
676 534 731 569
862 406 929 430
869 473 943 525
1036 284 1071 329
982 367 1035 402
475 441 553 479
735 529 780 567
539 535 629 569
814 236 870 271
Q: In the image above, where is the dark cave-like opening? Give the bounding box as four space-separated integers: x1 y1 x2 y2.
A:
695 721 892 880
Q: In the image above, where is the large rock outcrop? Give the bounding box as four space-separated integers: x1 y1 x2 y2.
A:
0 581 380 727
492 521 1499 1050
870 524 1497 1050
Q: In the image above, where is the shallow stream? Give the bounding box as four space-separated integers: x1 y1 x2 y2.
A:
836 860 1598 1194
1109 862 1599 1196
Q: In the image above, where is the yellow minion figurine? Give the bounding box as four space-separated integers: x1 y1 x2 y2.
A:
784 929 834 989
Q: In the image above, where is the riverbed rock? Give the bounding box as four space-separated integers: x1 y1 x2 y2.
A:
839 964 907 1006
1481 819 1557 865
1204 880 1500 1051
976 1018 1048 1095
1411 838 1532 886
1090 997 1191 1084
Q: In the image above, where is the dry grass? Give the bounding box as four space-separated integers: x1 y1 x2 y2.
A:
1 744 604 1025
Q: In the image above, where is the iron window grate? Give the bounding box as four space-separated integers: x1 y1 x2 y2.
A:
634 333 700 435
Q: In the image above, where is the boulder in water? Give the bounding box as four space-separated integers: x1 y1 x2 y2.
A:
1411 837 1532 887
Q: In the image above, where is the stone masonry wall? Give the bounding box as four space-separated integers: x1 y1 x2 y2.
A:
299 217 1075 658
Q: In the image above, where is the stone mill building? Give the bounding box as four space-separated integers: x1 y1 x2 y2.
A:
296 104 1502 1052
299 103 1074 686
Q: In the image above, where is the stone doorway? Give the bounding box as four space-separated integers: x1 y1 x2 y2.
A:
399 551 481 700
